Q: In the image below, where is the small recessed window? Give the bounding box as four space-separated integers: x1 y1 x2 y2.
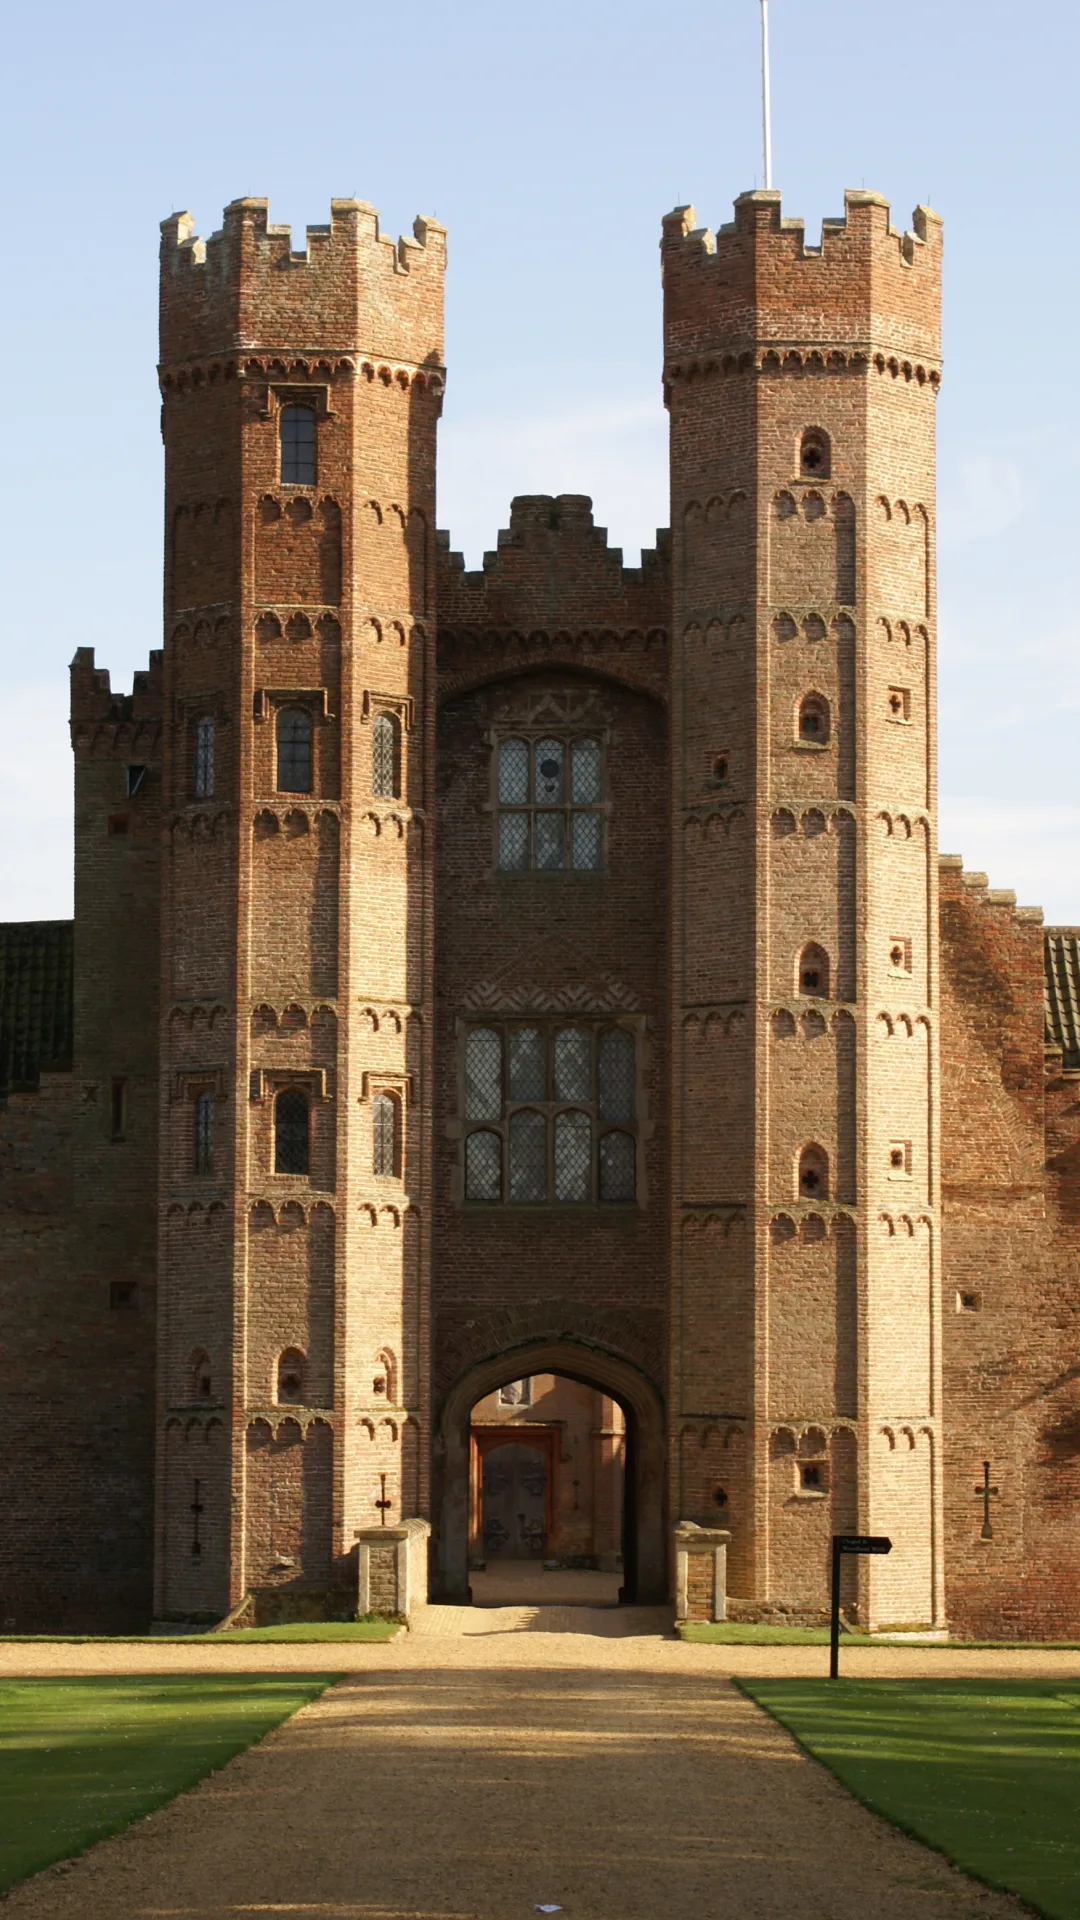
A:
887 686 911 723
276 708 313 794
108 813 129 836
798 693 831 745
712 755 729 785
889 937 913 974
194 716 215 800
801 1463 823 1490
126 765 147 798
957 1291 981 1313
798 1144 829 1200
276 1347 306 1404
798 942 831 999
280 406 316 486
110 1281 137 1311
713 1485 728 1510
111 1078 127 1141
800 429 831 479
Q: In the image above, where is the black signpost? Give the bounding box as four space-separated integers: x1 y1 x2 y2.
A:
830 1534 892 1677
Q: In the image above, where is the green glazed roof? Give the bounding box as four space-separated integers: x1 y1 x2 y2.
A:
0 921 74 1095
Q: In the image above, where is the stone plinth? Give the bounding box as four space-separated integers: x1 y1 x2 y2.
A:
355 1518 430 1619
674 1522 731 1623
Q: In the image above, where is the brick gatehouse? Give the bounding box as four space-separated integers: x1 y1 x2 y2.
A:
3 185 1079 1638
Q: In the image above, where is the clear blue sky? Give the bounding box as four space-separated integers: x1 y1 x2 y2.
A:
2 0 1077 920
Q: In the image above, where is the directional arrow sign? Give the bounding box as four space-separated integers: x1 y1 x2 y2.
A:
830 1535 893 1676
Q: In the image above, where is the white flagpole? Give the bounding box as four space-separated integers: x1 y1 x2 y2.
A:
761 0 774 190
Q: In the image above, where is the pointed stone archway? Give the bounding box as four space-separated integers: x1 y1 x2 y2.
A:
432 1339 667 1603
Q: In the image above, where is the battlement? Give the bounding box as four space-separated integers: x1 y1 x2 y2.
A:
662 188 942 366
70 647 164 729
436 495 670 627
160 197 446 370
939 853 1044 926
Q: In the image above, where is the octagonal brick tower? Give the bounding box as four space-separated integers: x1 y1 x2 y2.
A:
155 198 445 1617
663 189 944 1629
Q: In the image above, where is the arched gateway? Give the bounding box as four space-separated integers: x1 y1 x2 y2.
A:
433 1341 666 1604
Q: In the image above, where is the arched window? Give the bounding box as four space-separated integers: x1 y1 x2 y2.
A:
280 405 316 486
372 1092 399 1178
194 715 215 799
372 711 400 798
277 1347 306 1404
193 1091 215 1174
599 1129 636 1202
277 707 312 794
465 1129 501 1201
798 1144 830 1201
275 1088 310 1175
798 693 831 745
797 943 831 999
553 1110 591 1203
509 1109 547 1202
191 1349 212 1401
799 427 831 479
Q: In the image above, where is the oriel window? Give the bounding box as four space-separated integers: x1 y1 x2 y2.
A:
280 405 317 486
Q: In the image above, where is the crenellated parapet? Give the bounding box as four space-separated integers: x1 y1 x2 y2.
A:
661 189 942 374
159 198 447 371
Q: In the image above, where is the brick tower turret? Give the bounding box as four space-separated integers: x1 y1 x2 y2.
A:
663 190 944 1628
156 198 445 1617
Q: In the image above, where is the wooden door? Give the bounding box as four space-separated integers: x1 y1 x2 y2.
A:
481 1441 548 1559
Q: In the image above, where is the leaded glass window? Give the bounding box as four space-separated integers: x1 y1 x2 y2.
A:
275 1088 310 1175
465 1029 502 1121
461 1021 639 1205
280 405 317 486
194 1091 214 1175
554 1110 591 1202
372 1092 398 1177
277 707 312 794
372 712 399 799
465 1129 501 1201
509 1109 546 1202
599 1028 635 1122
194 715 215 800
496 734 605 870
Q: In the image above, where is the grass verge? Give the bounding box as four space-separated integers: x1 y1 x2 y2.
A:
679 1622 870 1644
0 1674 335 1893
739 1677 1080 1920
0 1619 401 1644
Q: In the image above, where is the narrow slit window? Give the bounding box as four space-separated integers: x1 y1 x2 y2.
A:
194 1091 214 1175
372 712 400 799
194 716 215 799
372 1092 398 1178
277 1348 306 1404
280 406 316 486
275 1089 310 1176
277 707 313 794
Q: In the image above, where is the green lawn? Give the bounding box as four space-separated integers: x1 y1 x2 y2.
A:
680 1622 869 1644
740 1678 1080 1920
0 1675 336 1893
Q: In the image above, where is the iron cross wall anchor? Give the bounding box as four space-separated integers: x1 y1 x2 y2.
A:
375 1473 392 1526
190 1478 204 1559
976 1461 1000 1540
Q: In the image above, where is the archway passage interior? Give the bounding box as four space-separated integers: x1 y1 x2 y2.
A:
434 1340 665 1606
469 1372 626 1606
